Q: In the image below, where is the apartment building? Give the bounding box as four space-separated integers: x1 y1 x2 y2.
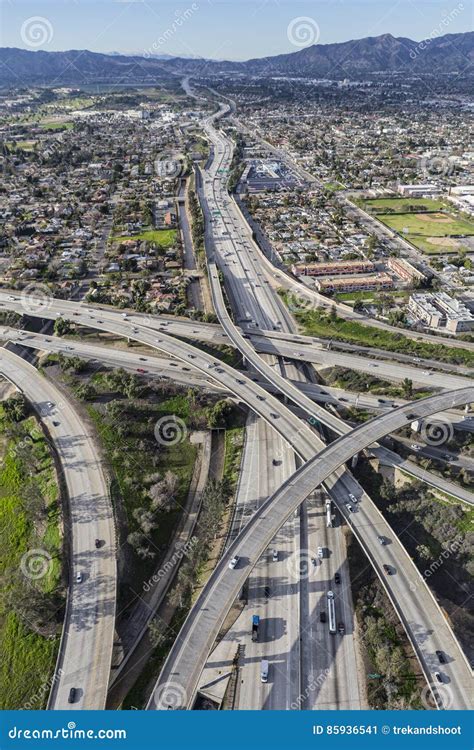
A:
409 292 474 334
292 260 375 277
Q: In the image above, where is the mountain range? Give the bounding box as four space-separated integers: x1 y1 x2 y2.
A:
0 31 472 86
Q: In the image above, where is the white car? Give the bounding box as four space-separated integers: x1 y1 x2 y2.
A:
76 572 83 583
272 549 278 562
317 546 324 559
228 556 239 570
410 444 421 451
348 493 358 503
345 503 353 512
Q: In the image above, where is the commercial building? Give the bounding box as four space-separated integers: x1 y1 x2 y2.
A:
292 260 374 277
397 184 442 197
409 292 474 334
315 273 393 293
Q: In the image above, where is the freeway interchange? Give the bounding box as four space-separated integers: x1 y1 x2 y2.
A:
1 91 473 714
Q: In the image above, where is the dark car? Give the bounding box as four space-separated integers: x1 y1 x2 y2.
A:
320 611 326 623
338 622 345 635
68 687 77 704
436 650 446 664
95 539 101 549
334 572 341 584
383 564 393 575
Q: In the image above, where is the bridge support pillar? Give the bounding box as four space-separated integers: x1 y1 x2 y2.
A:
351 452 359 469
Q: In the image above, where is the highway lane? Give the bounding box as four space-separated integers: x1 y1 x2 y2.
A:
253 335 473 391
232 415 301 710
148 388 474 712
3 282 473 710
0 347 116 710
200 112 365 710
5 324 473 427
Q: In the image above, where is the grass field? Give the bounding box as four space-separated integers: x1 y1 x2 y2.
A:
362 197 447 212
39 121 74 131
0 408 61 709
361 196 474 255
113 229 177 248
376 211 474 238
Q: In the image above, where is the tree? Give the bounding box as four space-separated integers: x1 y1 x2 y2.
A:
54 317 72 337
148 617 168 648
401 378 413 398
3 393 26 422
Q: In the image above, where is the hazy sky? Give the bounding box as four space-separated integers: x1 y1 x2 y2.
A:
1 0 471 60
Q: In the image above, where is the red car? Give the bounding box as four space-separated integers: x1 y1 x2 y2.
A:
137 368 147 373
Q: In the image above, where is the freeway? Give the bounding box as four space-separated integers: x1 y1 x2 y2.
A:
1 290 471 391
253 335 473 391
197 109 474 510
148 388 474 711
148 91 473 711
0 347 116 710
3 275 473 707
6 324 471 508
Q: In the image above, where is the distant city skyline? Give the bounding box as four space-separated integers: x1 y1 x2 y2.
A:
0 0 470 61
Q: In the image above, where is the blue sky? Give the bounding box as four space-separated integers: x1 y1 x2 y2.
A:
1 0 471 60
